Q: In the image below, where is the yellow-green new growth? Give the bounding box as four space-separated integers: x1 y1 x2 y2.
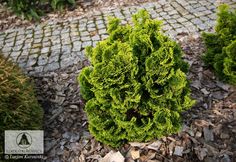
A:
78 10 195 147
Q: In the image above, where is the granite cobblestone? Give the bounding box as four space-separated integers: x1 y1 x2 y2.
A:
0 0 236 75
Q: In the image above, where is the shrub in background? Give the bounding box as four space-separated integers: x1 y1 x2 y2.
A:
3 0 43 20
202 4 236 85
2 0 75 20
78 10 195 147
0 54 43 152
50 0 75 10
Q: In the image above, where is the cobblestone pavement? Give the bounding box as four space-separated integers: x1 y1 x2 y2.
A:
0 0 236 75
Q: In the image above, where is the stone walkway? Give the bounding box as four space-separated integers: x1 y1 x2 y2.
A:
0 0 236 75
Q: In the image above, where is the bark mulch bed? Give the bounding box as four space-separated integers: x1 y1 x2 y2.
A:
33 34 236 162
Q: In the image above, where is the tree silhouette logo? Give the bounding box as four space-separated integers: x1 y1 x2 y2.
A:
16 132 32 149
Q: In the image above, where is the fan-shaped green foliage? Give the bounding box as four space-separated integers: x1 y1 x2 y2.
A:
202 4 236 85
78 10 195 147
0 54 43 153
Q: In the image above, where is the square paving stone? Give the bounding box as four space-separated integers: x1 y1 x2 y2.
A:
98 29 107 35
12 45 23 51
38 55 48 66
34 66 44 73
30 48 41 54
41 47 50 54
26 54 38 67
91 35 100 41
81 36 91 42
82 41 92 48
42 41 52 47
60 58 74 68
52 30 61 36
44 62 60 71
48 54 60 63
21 49 30 56
80 31 90 37
10 51 21 58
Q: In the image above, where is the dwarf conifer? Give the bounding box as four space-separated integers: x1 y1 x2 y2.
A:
78 10 195 147
202 4 236 85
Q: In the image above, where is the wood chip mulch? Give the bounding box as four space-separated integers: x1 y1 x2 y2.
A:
33 34 236 162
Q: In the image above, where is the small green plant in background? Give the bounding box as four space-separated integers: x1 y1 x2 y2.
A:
0 54 43 153
78 10 195 147
50 0 75 10
3 0 43 20
2 0 76 20
202 4 236 85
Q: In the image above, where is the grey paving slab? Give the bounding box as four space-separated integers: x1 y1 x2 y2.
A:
0 0 236 75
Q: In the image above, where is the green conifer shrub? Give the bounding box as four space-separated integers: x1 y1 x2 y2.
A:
202 4 236 85
0 54 43 153
78 10 195 147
